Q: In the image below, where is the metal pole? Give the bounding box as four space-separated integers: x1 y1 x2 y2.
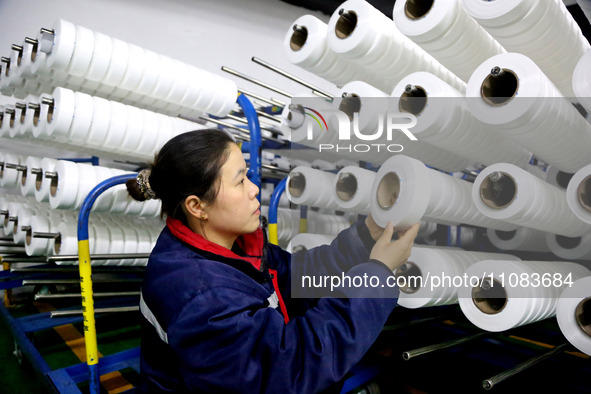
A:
221 66 293 98
254 110 282 123
36 291 140 300
226 114 279 135
22 278 142 285
482 343 569 390
238 88 285 107
251 56 333 99
402 332 488 360
47 253 150 262
50 306 139 317
197 116 250 140
32 232 60 239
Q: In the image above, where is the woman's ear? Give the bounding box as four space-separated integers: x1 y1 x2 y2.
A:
184 195 207 220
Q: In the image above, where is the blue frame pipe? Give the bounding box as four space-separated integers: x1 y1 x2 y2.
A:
237 93 262 196
77 173 137 394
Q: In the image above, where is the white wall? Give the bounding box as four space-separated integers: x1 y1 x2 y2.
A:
0 0 338 104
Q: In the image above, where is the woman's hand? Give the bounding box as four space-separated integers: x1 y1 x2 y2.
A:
365 214 387 242
370 222 420 271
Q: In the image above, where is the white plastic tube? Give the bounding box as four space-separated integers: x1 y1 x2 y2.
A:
466 53 591 173
458 260 590 332
48 160 79 209
52 221 79 256
578 0 591 24
287 233 336 253
45 87 76 139
546 166 574 191
3 202 25 237
566 163 591 225
573 49 591 119
327 0 465 93
473 163 591 237
19 156 42 196
31 94 52 138
556 275 591 356
487 227 550 253
66 24 95 78
86 96 111 147
73 163 98 209
19 95 39 137
45 19 76 71
334 166 376 213
24 214 52 256
12 206 36 245
370 155 516 231
392 0 505 82
396 246 520 309
546 232 591 260
34 158 58 203
334 81 471 172
283 14 371 87
0 153 22 188
286 166 340 209
17 40 37 78
392 72 531 168
462 0 589 98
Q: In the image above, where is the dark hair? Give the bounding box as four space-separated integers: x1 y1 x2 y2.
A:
126 129 236 223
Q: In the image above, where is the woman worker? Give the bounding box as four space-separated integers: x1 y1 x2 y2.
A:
127 128 420 392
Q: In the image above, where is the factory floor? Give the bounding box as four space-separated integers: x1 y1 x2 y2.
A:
0 307 47 393
0 294 141 394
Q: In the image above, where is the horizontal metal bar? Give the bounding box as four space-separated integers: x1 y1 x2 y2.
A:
261 164 289 174
197 116 250 140
35 291 140 300
22 278 142 285
40 27 55 35
255 110 282 123
483 343 569 390
2 256 46 263
51 306 139 317
221 66 293 98
32 232 59 239
402 332 488 360
12 266 144 273
238 88 285 107
251 56 333 98
46 253 150 262
226 114 283 137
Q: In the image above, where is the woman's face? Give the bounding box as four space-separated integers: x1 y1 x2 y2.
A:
203 144 261 246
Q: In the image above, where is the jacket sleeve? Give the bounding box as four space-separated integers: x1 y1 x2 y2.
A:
168 261 398 393
269 220 380 300
298 220 376 275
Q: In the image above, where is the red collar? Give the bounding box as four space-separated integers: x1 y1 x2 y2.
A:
166 217 264 270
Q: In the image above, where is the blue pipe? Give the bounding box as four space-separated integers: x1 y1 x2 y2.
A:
78 174 137 240
77 173 137 394
236 93 262 195
269 177 287 226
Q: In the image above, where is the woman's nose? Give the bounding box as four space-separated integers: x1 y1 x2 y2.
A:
249 179 259 198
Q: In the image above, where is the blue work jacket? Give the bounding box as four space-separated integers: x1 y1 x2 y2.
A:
139 217 399 392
